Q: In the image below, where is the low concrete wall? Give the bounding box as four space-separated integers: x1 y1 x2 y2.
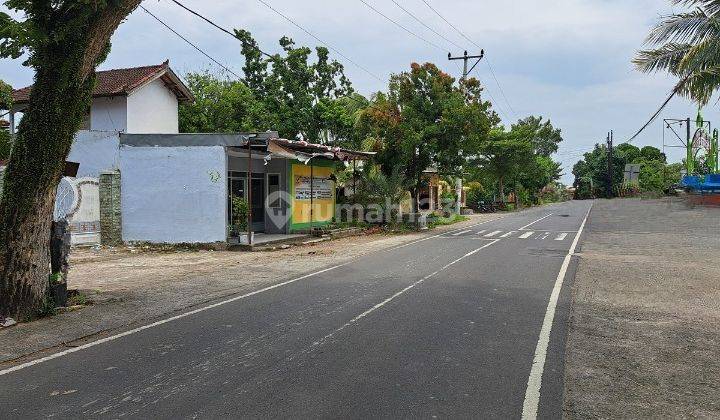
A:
120 145 227 243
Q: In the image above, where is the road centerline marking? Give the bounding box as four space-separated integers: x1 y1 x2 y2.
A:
518 213 553 231
484 230 502 237
521 202 594 420
309 240 501 349
452 230 472 236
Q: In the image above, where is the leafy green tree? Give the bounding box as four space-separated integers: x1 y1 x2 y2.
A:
178 71 267 133
511 116 563 157
471 127 535 202
634 1 720 104
234 30 354 141
362 63 494 212
0 0 143 319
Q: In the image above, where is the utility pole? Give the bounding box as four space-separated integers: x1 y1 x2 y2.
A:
448 50 485 91
448 50 483 214
606 131 614 198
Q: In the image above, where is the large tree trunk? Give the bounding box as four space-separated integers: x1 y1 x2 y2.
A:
0 1 142 320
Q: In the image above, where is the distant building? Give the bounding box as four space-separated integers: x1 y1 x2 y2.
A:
9 61 193 134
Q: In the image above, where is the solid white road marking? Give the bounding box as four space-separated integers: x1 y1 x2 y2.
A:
521 202 594 420
0 263 348 377
452 230 472 236
518 213 553 231
484 230 502 237
310 240 501 348
500 231 516 238
1 215 510 376
555 233 568 241
519 232 534 239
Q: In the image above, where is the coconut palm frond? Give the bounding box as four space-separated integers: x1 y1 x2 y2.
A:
674 66 720 104
634 43 692 74
674 0 720 17
678 36 720 72
645 10 717 45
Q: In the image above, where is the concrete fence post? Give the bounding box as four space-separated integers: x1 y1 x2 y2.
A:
99 170 122 246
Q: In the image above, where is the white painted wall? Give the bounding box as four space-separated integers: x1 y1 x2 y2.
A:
120 145 227 243
90 97 127 132
67 130 121 178
126 78 179 134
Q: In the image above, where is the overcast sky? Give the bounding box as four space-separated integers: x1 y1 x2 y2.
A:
0 0 705 183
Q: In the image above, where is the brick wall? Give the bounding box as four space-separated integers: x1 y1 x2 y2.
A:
99 171 122 245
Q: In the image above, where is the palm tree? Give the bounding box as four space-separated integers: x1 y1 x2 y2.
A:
634 1 720 105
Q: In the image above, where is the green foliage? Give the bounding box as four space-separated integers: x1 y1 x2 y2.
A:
468 116 563 205
231 197 250 232
427 213 467 228
634 3 720 104
234 30 354 141
178 72 266 133
358 63 495 211
572 142 679 199
357 164 410 217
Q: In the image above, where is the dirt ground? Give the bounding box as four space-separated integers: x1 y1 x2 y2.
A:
0 214 503 364
564 198 720 419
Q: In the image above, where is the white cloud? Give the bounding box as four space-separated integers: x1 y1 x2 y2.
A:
0 0 703 183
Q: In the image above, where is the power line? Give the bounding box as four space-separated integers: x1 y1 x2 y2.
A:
357 0 446 52
420 0 519 119
622 88 678 145
169 0 274 58
388 0 462 50
140 6 242 79
255 0 384 82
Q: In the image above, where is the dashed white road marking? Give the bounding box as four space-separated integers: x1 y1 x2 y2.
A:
521 202 594 420
500 231 516 238
554 233 568 241
310 240 501 349
476 229 487 235
484 230 502 237
452 230 472 236
519 232 534 239
518 213 553 231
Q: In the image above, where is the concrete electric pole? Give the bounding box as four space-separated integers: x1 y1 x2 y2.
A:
448 50 484 214
448 50 485 90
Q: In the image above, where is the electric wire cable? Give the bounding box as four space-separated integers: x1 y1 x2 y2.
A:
357 0 446 52
256 0 384 82
420 0 518 119
140 5 242 79
388 0 463 50
169 0 274 58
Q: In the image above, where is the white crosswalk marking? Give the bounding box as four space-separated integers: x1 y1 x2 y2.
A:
539 232 550 240
555 233 568 241
519 232 534 239
484 230 502 237
452 230 472 236
500 231 516 238
476 230 487 235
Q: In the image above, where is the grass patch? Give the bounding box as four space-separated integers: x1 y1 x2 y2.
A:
428 214 468 228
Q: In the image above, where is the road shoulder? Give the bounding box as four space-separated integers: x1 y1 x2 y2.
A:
564 198 720 418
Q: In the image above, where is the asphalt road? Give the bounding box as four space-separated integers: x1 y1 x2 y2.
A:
0 200 592 419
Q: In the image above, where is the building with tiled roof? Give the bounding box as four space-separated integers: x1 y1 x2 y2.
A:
10 61 193 134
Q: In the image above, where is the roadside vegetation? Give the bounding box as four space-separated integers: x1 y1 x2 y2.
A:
0 9 565 319
572 144 682 199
